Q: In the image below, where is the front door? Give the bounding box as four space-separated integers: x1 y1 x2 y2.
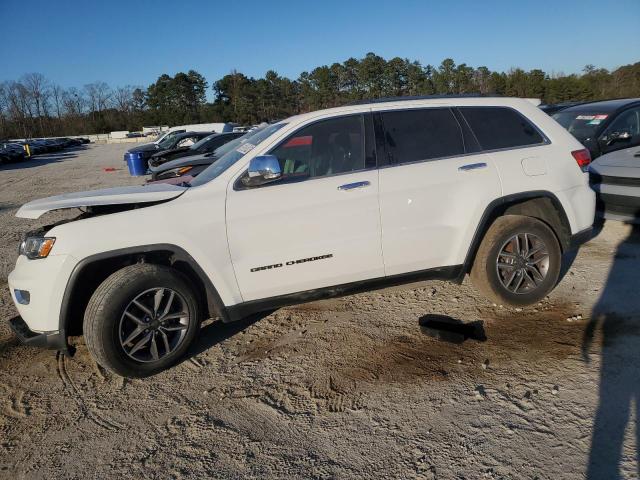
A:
226 113 384 301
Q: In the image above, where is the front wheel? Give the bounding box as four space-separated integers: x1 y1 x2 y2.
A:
83 264 201 377
470 215 562 307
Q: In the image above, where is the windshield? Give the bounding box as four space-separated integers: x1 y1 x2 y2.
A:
202 135 246 159
189 123 286 187
552 111 610 141
156 130 184 146
190 133 218 151
158 133 188 149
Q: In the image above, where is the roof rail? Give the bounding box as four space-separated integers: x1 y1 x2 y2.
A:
347 93 504 106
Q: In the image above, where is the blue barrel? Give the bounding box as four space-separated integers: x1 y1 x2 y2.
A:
125 152 146 176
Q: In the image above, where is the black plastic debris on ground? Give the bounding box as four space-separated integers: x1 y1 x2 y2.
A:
418 314 487 344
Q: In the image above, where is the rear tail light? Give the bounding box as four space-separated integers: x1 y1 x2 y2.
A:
571 149 591 171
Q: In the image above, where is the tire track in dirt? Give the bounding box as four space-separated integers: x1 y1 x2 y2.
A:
56 352 124 431
186 356 206 371
0 381 29 418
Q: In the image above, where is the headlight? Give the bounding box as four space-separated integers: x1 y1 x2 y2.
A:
19 236 56 259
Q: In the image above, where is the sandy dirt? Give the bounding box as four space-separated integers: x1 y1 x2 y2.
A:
0 144 639 479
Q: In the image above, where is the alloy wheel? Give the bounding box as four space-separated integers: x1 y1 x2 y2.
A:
118 288 191 363
496 233 550 295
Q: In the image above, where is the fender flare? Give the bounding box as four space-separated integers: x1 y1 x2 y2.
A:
58 243 230 334
459 190 572 281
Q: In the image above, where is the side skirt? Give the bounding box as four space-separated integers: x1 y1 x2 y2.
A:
224 265 463 322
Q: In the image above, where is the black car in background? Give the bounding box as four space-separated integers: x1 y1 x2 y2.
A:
539 101 584 115
0 142 26 163
125 131 213 167
148 132 243 168
553 98 640 160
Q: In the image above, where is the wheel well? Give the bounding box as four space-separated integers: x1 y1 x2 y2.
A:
63 250 214 336
463 194 571 275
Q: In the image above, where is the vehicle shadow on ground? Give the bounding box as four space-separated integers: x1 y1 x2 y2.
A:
583 223 640 479
0 335 19 356
559 219 606 283
419 314 487 343
0 203 17 213
0 152 80 171
183 310 275 361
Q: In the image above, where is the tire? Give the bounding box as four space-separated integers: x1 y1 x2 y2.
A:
83 263 201 378
470 215 562 307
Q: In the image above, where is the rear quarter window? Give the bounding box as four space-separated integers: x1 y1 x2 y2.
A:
460 107 545 151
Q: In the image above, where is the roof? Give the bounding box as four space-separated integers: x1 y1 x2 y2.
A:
282 96 541 126
348 94 504 105
174 131 211 138
560 98 640 113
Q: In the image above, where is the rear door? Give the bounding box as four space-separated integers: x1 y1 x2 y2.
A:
226 113 384 301
376 106 503 275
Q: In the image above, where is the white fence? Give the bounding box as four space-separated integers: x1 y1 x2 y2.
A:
81 134 157 144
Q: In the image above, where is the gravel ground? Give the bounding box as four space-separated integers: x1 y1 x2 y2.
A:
0 144 639 479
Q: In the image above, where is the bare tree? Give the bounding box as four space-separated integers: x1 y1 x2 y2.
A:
22 73 51 136
51 84 65 119
0 82 9 138
114 85 134 113
84 82 112 114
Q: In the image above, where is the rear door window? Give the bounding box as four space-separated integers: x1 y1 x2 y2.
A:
380 108 465 164
459 107 545 151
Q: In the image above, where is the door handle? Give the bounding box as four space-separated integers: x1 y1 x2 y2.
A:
458 162 487 172
338 181 370 191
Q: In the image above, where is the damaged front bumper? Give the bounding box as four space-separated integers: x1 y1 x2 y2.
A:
8 315 71 354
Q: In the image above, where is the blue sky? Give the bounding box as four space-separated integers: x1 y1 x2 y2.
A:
1 0 639 90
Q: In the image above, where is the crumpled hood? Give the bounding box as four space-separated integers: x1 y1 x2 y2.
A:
151 146 191 159
127 143 159 153
150 152 217 173
16 184 187 219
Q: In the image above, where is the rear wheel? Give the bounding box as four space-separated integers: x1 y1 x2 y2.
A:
83 263 200 377
470 215 561 306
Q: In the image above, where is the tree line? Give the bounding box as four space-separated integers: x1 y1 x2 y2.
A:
1 53 639 139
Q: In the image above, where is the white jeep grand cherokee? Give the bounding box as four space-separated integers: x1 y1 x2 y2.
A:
8 97 595 377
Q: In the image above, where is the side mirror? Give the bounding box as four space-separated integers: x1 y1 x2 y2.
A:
604 131 632 146
246 155 282 185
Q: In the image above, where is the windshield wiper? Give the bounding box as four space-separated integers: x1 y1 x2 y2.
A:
177 181 191 188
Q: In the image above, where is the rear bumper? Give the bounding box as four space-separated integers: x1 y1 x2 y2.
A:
597 193 640 224
9 315 70 353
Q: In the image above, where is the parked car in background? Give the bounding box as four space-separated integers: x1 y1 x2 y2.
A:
147 174 195 186
148 132 243 168
9 96 595 377
149 128 269 181
539 102 584 115
553 98 640 160
589 146 640 223
1 137 86 161
149 152 226 182
148 123 237 147
124 131 213 173
0 142 26 163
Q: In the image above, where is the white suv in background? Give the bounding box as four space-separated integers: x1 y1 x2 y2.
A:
8 96 595 377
